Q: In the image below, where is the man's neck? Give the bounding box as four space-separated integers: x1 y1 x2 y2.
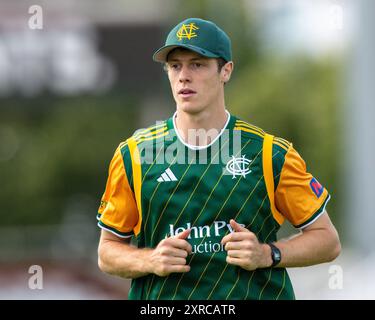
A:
174 108 229 147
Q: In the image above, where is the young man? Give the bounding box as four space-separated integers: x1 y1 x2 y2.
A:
97 18 341 300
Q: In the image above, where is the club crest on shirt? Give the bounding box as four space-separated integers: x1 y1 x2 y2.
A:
225 155 252 179
310 177 324 198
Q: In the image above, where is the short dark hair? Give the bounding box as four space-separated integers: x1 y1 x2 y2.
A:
216 58 227 72
165 48 228 73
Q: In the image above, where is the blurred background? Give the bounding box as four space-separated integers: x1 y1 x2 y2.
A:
0 0 374 299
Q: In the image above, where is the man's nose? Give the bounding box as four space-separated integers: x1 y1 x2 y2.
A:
178 65 192 83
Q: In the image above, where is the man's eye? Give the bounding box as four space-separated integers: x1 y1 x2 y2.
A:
193 63 202 68
170 64 179 70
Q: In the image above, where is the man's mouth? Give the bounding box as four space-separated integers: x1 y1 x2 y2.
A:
178 88 196 97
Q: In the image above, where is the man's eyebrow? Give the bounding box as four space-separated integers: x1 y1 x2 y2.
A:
167 57 206 62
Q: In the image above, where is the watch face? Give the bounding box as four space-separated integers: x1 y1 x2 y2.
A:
270 244 281 266
274 251 281 261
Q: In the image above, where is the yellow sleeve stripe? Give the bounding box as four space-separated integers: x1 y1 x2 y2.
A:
273 141 289 152
135 131 169 143
118 141 128 149
274 137 291 149
277 137 291 146
263 134 285 226
133 122 166 137
235 120 265 135
133 126 167 140
234 126 265 139
127 137 143 237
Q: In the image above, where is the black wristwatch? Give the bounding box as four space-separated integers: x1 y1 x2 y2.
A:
268 243 281 267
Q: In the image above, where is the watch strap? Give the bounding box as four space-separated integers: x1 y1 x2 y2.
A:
269 243 281 267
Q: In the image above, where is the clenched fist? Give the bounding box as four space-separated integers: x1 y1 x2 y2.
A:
149 229 192 277
221 219 272 271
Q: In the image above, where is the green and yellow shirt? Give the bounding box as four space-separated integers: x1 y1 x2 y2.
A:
97 112 330 300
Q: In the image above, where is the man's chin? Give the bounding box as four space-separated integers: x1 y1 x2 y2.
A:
177 102 204 114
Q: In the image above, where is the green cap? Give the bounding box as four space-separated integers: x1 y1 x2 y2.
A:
153 18 232 63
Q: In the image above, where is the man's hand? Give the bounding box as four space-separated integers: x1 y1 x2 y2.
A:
148 229 192 277
221 219 272 271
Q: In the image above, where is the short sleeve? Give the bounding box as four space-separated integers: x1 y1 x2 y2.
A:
97 144 139 238
275 146 330 229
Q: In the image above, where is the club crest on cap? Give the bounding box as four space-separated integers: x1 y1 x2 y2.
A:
176 23 199 41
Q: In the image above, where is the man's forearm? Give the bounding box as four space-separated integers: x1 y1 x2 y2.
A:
98 228 192 279
273 227 341 268
98 240 153 279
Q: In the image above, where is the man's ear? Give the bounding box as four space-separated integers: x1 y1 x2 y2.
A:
221 61 234 83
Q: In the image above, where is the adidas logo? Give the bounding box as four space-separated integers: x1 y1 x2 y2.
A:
157 168 178 182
